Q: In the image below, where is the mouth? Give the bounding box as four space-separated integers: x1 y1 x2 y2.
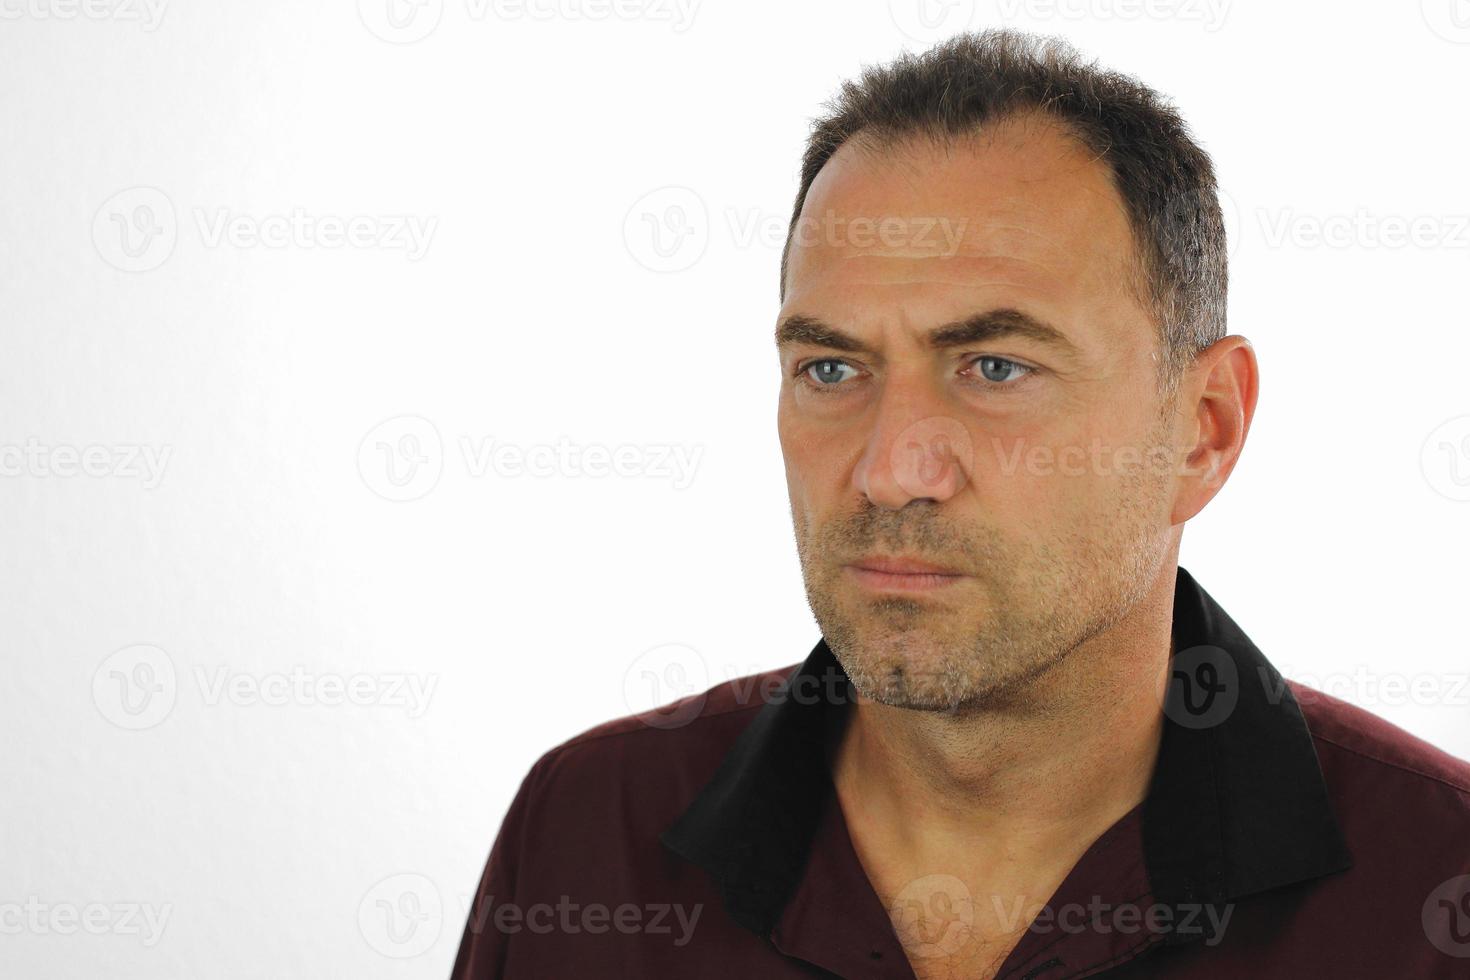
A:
844 555 967 593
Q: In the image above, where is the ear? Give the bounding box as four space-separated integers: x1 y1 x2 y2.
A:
1170 336 1260 525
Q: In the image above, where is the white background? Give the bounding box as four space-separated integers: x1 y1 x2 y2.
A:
3 0 1469 976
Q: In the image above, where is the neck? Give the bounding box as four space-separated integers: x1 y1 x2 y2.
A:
831 559 1178 880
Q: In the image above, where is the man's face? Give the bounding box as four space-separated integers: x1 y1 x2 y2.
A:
776 115 1182 713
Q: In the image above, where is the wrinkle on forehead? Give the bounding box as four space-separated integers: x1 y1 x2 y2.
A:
784 121 1142 319
780 123 1159 376
796 116 1132 252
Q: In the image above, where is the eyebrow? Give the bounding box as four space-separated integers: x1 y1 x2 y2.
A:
774 309 1081 359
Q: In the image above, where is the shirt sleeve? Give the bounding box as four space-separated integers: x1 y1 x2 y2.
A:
448 754 549 980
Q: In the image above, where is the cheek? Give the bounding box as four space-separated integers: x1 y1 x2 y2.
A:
779 419 835 527
969 419 1140 529
781 407 856 486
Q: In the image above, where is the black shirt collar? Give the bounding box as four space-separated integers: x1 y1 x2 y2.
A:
661 565 1353 941
1144 566 1352 939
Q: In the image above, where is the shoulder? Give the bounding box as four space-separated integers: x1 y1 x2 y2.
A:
1289 679 1470 867
1291 679 1470 797
508 663 797 821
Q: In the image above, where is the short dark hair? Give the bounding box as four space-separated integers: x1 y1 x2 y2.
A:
780 29 1228 386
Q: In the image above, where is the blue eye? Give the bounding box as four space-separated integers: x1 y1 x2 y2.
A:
804 359 858 386
974 356 1031 384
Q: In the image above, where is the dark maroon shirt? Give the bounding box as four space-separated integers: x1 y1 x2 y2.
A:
451 567 1470 977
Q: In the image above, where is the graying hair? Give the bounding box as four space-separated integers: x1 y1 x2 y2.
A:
780 29 1228 387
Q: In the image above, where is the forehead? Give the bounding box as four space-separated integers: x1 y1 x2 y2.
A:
781 114 1150 358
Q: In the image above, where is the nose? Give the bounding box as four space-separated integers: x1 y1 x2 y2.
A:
851 383 971 510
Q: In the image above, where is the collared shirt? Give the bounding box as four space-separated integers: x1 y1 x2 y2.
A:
451 567 1470 978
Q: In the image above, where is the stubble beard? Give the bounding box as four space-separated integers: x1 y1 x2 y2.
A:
793 421 1175 715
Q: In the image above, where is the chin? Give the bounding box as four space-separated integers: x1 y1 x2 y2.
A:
836 636 978 711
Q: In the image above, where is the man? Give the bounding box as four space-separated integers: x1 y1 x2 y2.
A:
452 30 1470 978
